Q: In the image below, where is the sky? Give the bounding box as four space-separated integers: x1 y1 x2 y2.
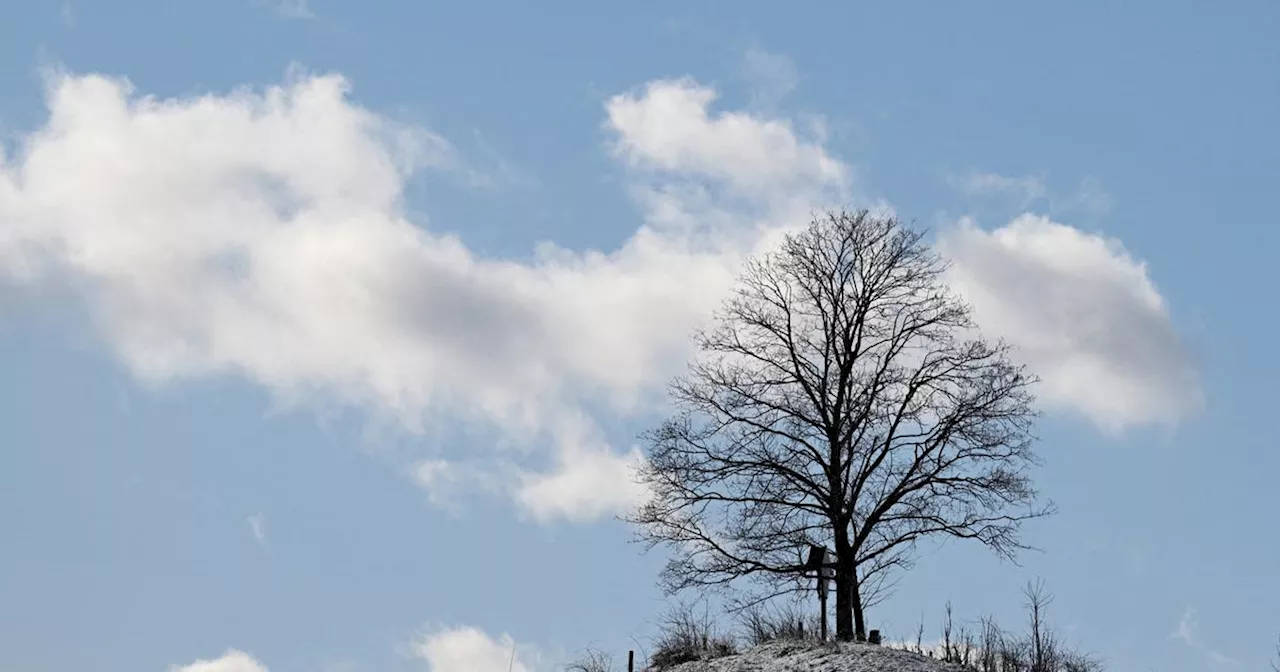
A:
0 1 1276 671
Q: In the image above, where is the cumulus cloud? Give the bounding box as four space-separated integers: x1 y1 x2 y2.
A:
0 66 1193 521
411 626 535 672
165 630 542 672
514 411 650 523
171 650 268 672
940 214 1200 431
606 77 847 204
0 70 847 522
169 630 538 672
517 446 647 523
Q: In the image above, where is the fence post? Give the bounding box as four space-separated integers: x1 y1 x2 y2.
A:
627 650 634 672
819 588 828 642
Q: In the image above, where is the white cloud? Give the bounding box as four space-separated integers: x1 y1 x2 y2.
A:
411 459 462 501
939 214 1201 432
0 71 848 522
605 77 847 204
411 626 535 672
1172 607 1238 668
409 457 512 512
516 445 647 523
247 513 268 548
0 66 1193 521
170 632 538 672
515 412 649 522
168 632 538 672
171 650 268 672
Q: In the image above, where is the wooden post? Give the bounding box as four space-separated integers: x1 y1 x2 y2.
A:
819 584 828 643
807 544 836 644
627 650 634 672
817 547 831 643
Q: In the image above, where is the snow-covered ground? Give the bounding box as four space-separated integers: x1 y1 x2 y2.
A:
657 641 967 672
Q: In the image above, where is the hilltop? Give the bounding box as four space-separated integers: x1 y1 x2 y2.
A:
655 641 964 672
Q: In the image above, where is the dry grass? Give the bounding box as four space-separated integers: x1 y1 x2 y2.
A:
890 581 1103 672
647 602 737 670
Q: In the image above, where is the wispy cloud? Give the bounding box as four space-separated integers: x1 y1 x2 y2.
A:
660 15 696 38
949 171 1048 209
948 170 1112 217
741 47 799 109
409 458 512 515
1172 607 1238 669
247 513 268 550
1061 175 1112 216
458 128 541 193
268 0 312 19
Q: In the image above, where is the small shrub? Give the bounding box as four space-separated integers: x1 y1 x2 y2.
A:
736 601 818 646
648 602 736 670
963 580 1103 672
886 580 1104 671
566 647 613 672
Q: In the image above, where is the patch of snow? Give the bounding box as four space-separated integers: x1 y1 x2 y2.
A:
657 641 967 672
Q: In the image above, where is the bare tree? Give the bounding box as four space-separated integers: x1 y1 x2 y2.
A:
943 601 955 662
566 648 614 672
979 615 1002 672
1025 579 1054 672
630 210 1052 641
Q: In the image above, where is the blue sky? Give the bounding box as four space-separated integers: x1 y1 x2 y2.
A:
0 1 1276 671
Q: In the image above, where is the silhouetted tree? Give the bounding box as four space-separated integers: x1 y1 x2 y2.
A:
630 210 1052 641
1025 579 1055 672
566 648 614 672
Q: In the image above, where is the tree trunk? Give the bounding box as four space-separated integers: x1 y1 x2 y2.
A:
851 572 867 642
833 528 855 641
